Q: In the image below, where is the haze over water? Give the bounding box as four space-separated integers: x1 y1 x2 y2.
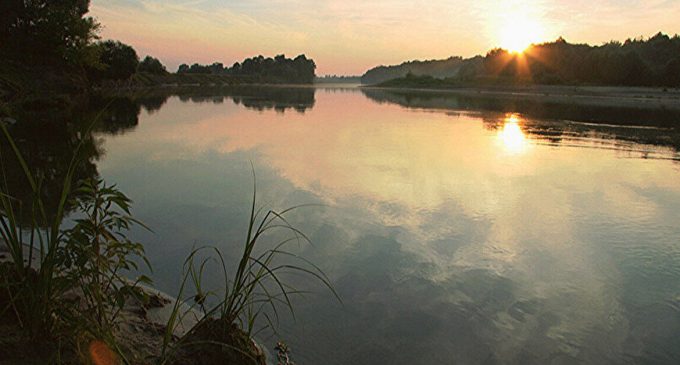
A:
95 86 680 364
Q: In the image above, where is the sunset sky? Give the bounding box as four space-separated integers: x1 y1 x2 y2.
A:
91 0 680 75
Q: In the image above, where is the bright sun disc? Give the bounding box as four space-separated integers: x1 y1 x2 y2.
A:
499 16 544 53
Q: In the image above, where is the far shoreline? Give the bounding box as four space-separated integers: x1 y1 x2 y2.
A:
358 83 680 110
105 80 680 110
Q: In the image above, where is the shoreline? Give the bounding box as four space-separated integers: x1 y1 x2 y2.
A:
6 75 680 111
106 81 680 111
0 242 272 364
360 84 680 110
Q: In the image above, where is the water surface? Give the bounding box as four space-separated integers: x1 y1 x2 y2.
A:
18 86 680 364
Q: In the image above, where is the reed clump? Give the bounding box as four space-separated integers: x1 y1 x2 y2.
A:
158 175 339 365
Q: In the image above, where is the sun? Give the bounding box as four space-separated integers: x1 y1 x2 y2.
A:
497 10 545 53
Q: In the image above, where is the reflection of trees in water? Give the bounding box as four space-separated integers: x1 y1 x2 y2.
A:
108 85 316 113
90 97 142 135
362 89 680 155
1 118 99 224
173 86 316 113
1 86 316 225
317 86 362 94
481 114 680 158
136 95 169 114
362 89 680 127
481 115 566 146
1 96 145 225
178 94 224 104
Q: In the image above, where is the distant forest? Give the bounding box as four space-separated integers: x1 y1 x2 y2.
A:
0 1 316 100
363 33 680 87
176 55 316 84
361 57 468 84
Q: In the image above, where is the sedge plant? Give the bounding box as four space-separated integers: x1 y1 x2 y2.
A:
159 174 340 364
0 118 84 342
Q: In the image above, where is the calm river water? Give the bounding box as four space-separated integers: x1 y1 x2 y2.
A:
20 85 680 364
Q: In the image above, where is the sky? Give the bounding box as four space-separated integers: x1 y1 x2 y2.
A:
90 0 680 75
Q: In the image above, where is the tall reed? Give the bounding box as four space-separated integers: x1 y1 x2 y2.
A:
1 107 151 362
159 173 340 363
0 118 82 339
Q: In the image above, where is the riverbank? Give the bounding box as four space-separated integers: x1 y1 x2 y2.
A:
362 83 680 110
0 62 313 106
96 73 255 90
0 242 270 365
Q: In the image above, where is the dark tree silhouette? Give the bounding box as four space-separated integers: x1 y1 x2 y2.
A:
666 58 680 86
208 62 224 74
175 54 316 83
0 0 99 65
363 33 680 87
138 56 168 75
465 33 680 87
361 57 465 84
92 40 139 81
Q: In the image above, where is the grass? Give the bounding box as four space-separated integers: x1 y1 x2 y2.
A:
159 172 340 364
0 116 81 342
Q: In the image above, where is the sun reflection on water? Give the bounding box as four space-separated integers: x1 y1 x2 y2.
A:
498 114 529 154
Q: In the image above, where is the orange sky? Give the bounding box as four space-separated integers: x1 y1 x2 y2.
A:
91 0 680 75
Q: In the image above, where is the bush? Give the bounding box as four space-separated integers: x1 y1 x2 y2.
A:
58 178 152 339
90 40 139 81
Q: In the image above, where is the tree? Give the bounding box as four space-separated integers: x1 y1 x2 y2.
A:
292 55 316 83
230 62 241 75
665 58 680 86
208 62 224 74
94 40 139 81
172 54 316 83
188 63 208 74
0 0 99 65
138 56 168 75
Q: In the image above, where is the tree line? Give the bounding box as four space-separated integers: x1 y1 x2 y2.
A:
363 33 680 87
0 2 167 81
463 33 680 87
177 54 316 84
0 1 316 97
87 40 169 82
361 57 465 84
1 0 95 96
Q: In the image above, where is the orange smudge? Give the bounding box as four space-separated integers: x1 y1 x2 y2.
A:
89 340 118 365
